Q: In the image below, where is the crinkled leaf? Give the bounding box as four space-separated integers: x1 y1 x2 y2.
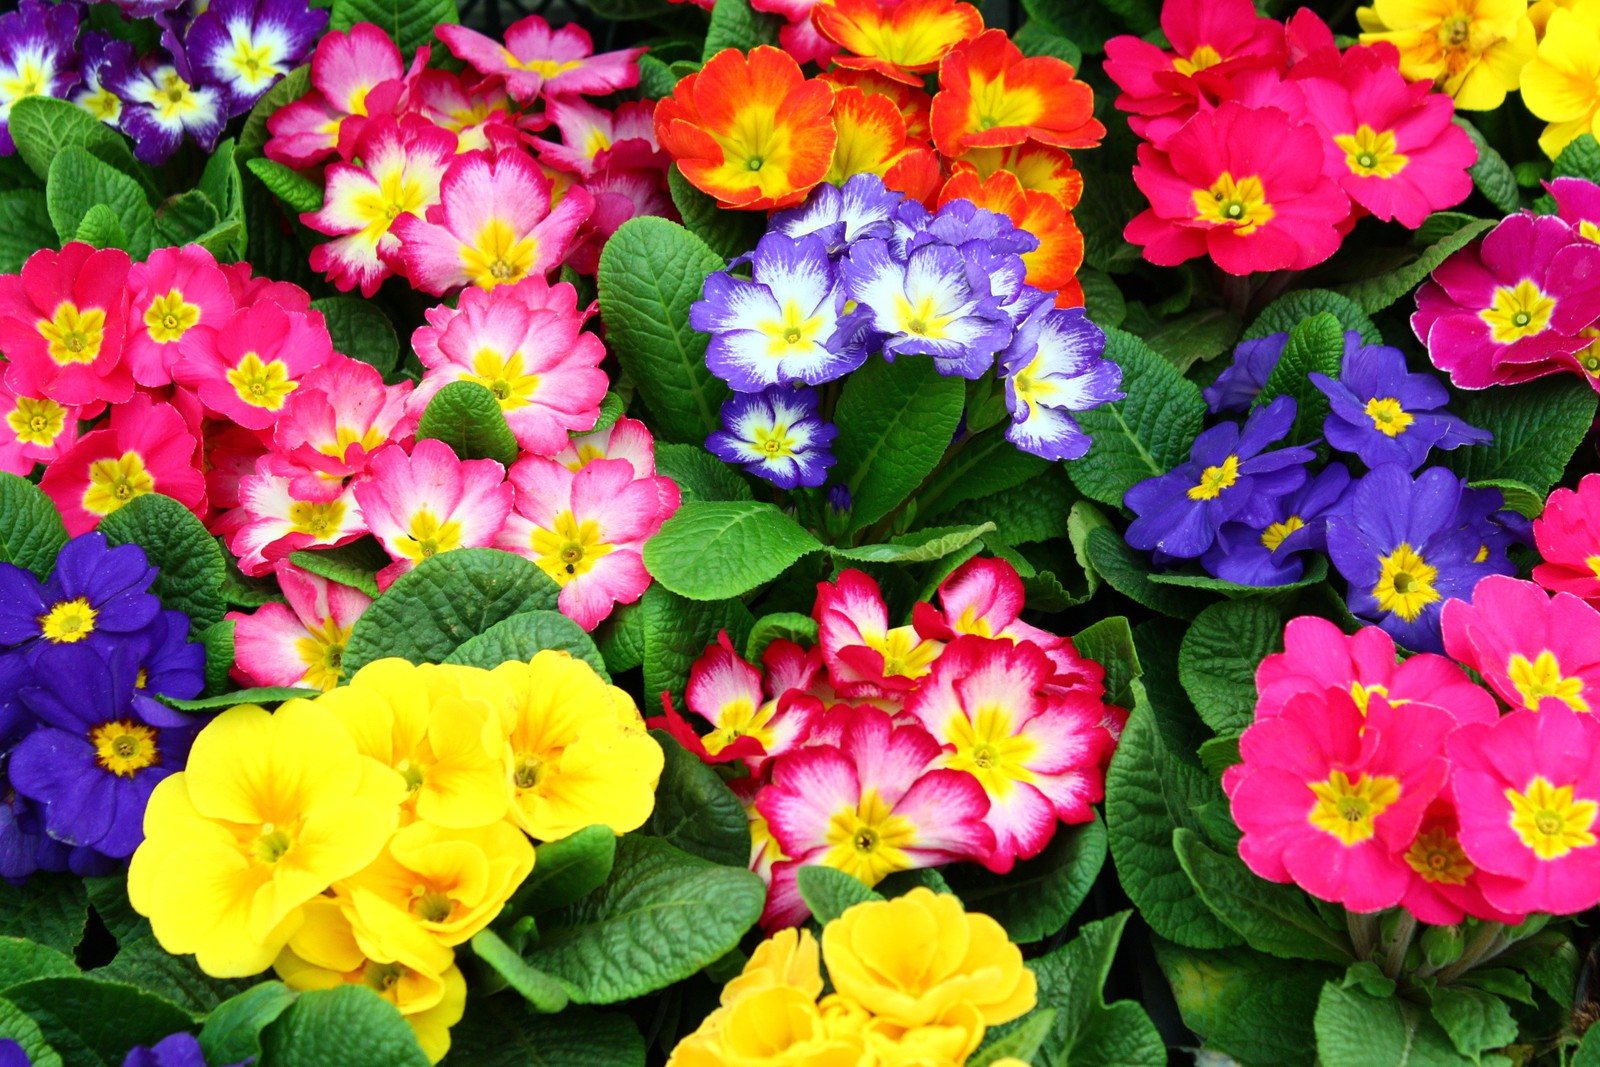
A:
943 815 1106 944
507 826 617 918
830 523 995 564
288 537 386 600
597 600 645 675
46 146 154 259
1022 912 1166 1067
153 190 221 250
1441 377 1598 495
9 97 147 193
648 732 749 867
444 610 609 680
1140 307 1240 373
74 203 127 250
0 473 68 579
0 997 63 1067
653 442 754 504
1147 555 1329 597
1255 312 1344 445
312 296 399 376
667 166 764 263
1457 117 1521 214
198 983 297 1067
470 930 570 1013
1429 985 1517 1060
259 986 429 1067
745 611 817 663
1334 217 1495 313
1072 615 1139 709
1244 288 1381 346
702 0 781 59
441 999 644 1067
917 433 1049 521
796 866 883 924
1316 983 1470 1067
937 467 1076 546
0 189 57 273
640 584 754 704
243 156 323 214
1084 525 1212 619
6 977 193 1067
97 493 227 631
1154 940 1335 1067
0 939 75 992
1553 133 1600 184
416 380 520 468
328 0 455 56
969 1008 1056 1067
1179 600 1284 736
644 501 823 600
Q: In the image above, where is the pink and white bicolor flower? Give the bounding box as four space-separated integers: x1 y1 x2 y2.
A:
653 632 819 774
536 98 660 178
228 562 374 692
549 416 657 477
262 356 416 495
263 22 405 167
225 471 367 577
434 14 644 104
816 568 944 699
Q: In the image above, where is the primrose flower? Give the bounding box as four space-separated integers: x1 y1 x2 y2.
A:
930 30 1104 158
1442 575 1600 714
1412 213 1600 389
1325 465 1515 653
938 169 1084 304
228 563 372 692
821 67 935 143
824 85 940 200
1311 338 1489 471
103 57 226 165
264 357 416 493
0 242 134 407
1225 687 1453 912
814 0 983 85
124 245 236 388
1123 396 1315 560
119 1033 219 1067
1397 800 1525 926
552 415 658 477
656 634 821 776
1533 473 1600 603
436 14 643 104
39 394 206 536
9 643 201 860
304 118 458 297
174 300 336 430
706 385 838 490
1523 3 1600 158
407 69 524 155
0 0 79 155
767 173 904 257
0 379 81 475
492 651 664 840
907 636 1110 870
263 23 404 167
1449 705 1600 915
757 707 995 927
1201 463 1352 587
654 46 836 211
536 97 659 178
1205 334 1285 414
128 699 403 977
996 306 1120 462
496 455 679 630
391 149 594 295
353 440 514 589
0 533 159 656
71 32 133 128
816 569 945 699
225 474 366 577
1126 102 1350 275
183 0 327 117
1357 0 1533 111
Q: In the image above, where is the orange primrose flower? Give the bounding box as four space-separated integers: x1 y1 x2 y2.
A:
949 142 1083 210
939 168 1085 306
654 46 836 210
930 29 1105 157
824 86 942 205
820 67 934 141
813 0 986 86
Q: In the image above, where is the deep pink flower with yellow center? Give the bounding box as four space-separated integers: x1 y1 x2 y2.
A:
125 245 237 388
0 379 84 476
496 455 679 630
907 636 1110 871
390 149 595 296
549 416 658 477
930 30 1105 158
39 394 206 537
653 632 819 774
1533 473 1600 605
225 472 366 577
258 358 414 503
816 568 945 701
1223 687 1453 912
1443 575 1600 715
353 439 514 589
263 22 406 168
1449 705 1600 915
435 14 644 105
1125 102 1350 275
173 299 336 431
228 562 373 692
0 243 134 407
304 118 459 297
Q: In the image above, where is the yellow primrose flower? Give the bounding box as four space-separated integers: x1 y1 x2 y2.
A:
863 1004 986 1067
490 651 665 841
128 700 402 978
316 658 514 830
1357 0 1535 110
1522 1 1600 157
1529 0 1580 35
821 889 1036 1030
275 897 466 1064
667 985 870 1067
341 818 534 956
720 926 825 1005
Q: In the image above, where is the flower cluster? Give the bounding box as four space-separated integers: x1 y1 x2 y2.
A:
130 652 665 1062
0 532 205 881
0 0 323 163
267 18 667 296
1232 574 1600 921
692 174 1123 487
1107 0 1478 274
668 889 1037 1066
1415 182 1600 391
653 557 1118 928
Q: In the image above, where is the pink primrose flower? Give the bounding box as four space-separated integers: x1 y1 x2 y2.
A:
125 244 237 388
1442 575 1600 715
263 357 416 496
173 299 336 430
1533 473 1600 604
0 243 134 407
816 568 945 700
228 562 373 691
434 15 644 104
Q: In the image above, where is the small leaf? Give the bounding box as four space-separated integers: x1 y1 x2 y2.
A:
288 538 387 600
1335 216 1495 313
1178 600 1284 736
74 202 127 249
648 731 749 867
830 523 995 564
444 610 609 680
507 825 617 918
0 473 67 579
244 156 324 214
796 866 883 924
1244 288 1381 346
643 501 823 600
163 686 321 711
46 146 155 259
470 930 570 1013
311 296 399 376
98 493 228 631
415 380 520 468
259 986 430 1067
199 982 298 1067
1255 312 1345 445
744 611 817 664
703 0 781 59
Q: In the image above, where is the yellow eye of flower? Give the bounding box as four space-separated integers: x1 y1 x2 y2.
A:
1507 649 1590 712
1506 775 1599 859
39 597 97 643
1372 541 1441 622
1187 455 1240 501
1404 826 1474 886
1364 397 1413 437
1192 171 1274 235
1307 769 1402 846
90 720 160 777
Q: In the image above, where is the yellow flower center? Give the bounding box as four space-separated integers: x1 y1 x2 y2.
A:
759 299 827 356
286 499 347 540
1480 279 1556 344
1364 397 1414 437
968 72 1044 132
752 422 799 460
1507 775 1598 860
228 34 282 87
1440 14 1471 49
80 88 121 122
1507 650 1590 712
82 451 155 518
704 697 780 756
227 352 298 411
863 625 940 681
1187 454 1240 501
394 507 464 562
1307 769 1402 846
1192 172 1274 235
1348 681 1405 716
467 348 541 409
1260 515 1305 552
944 705 1038 799
252 822 294 864
461 218 538 290
822 788 917 886
37 301 106 366
295 616 354 692
892 293 954 340
144 289 201 344
1372 542 1441 623
1335 125 1409 178
1172 43 1222 75
7 395 67 447
411 886 456 924
89 720 160 777
0 59 47 102
504 54 581 78
530 510 613 587
1404 826 1474 885
1010 350 1059 421
1576 333 1600 378
39 597 97 643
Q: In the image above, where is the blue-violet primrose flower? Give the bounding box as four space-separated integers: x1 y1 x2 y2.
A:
768 173 903 257
1203 333 1286 414
999 306 1122 461
707 385 838 489
1201 462 1352 586
0 533 160 656
104 55 226 165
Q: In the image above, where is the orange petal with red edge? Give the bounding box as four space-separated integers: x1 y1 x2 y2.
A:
930 29 1104 156
813 0 985 85
821 67 933 141
949 142 1083 209
826 87 909 184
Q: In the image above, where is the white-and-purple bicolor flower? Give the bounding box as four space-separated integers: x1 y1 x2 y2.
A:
103 55 226 165
706 385 837 489
0 0 80 155
999 305 1123 461
183 0 327 117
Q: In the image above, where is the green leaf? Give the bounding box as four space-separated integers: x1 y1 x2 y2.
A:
587 0 673 18
1153 941 1335 1067
0 877 85 957
703 0 782 58
1577 1021 1600 1067
1014 18 1081 65
1138 307 1240 373
1083 525 1212 619
597 217 730 444
1244 288 1381 346
311 296 399 376
1315 983 1471 1067
243 156 323 214
1456 117 1521 214
1441 377 1598 495
198 139 247 261
163 686 318 711
597 600 645 676
830 523 995 564
1025 912 1166 1067
667 165 764 263
832 356 966 533
640 584 755 703
1179 600 1284 736
507 826 617 917
644 501 823 600
648 732 750 867
0 939 76 992
1146 556 1328 598
1429 985 1517 1060
1067 327 1206 508
653 442 754 504
440 999 645 1067
943 815 1106 944
636 55 681 100
6 977 194 1067
470 930 570 1013
526 836 764 1003
9 97 146 191
328 0 457 56
585 392 625 438
1335 216 1495 313
1174 829 1354 964
343 549 562 671
46 146 154 259
259 986 430 1067
153 190 221 250
795 866 883 924
289 539 386 600
74 203 127 249
744 611 817 664
0 189 58 273
1553 133 1600 184
443 610 608 679
238 66 310 158
936 467 1076 546
916 432 1049 521
1105 705 1241 950
1472 478 1544 518
0 473 68 578
0 997 64 1067
969 1008 1056 1067
416 381 520 468
1493 930 1578 1008
98 493 227 631
1072 615 1139 709
1255 312 1344 445
198 982 297 1067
